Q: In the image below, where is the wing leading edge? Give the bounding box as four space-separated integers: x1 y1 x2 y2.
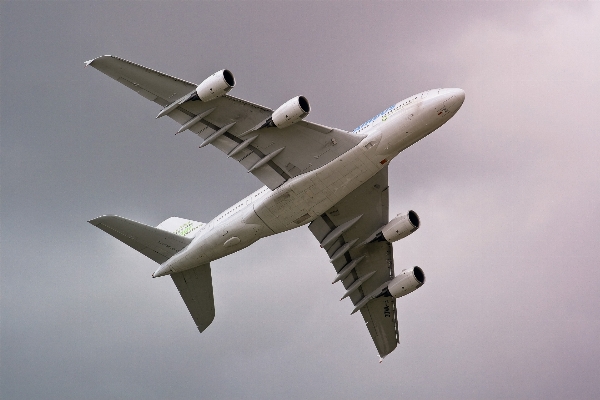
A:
308 167 400 357
86 55 363 190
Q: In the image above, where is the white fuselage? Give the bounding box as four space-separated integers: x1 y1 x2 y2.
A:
153 88 465 277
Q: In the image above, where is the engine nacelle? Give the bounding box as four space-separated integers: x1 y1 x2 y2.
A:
194 69 235 102
381 210 420 243
387 266 425 298
271 96 310 128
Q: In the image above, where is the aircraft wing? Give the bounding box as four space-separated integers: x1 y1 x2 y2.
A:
308 167 400 358
85 55 363 190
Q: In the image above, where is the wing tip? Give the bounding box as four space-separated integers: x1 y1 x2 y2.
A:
88 214 119 225
88 216 102 225
84 55 114 68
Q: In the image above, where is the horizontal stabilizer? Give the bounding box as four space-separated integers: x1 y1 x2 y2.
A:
171 264 215 332
89 215 192 264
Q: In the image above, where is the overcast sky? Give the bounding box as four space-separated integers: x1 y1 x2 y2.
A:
2 1 600 399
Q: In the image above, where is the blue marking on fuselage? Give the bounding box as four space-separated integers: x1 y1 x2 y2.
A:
353 103 398 133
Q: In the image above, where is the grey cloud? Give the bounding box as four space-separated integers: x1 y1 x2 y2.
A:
2 1 600 399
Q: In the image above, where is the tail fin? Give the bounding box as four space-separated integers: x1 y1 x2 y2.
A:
155 218 215 332
172 264 215 332
89 215 198 264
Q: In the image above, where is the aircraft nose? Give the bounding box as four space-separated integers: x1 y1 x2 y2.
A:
450 88 465 101
445 88 465 113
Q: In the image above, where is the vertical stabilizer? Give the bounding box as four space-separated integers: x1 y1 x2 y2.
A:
171 264 215 332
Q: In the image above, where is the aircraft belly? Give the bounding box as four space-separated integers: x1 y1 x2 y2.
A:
255 142 383 234
196 216 267 261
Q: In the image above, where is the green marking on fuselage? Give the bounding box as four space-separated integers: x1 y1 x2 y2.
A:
175 221 200 236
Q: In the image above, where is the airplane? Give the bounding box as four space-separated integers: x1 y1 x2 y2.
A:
85 55 465 360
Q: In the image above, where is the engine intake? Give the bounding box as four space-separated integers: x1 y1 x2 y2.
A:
190 69 235 102
381 210 420 243
387 266 425 298
271 96 310 128
351 265 426 314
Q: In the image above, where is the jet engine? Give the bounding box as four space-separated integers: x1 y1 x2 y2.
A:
241 96 311 135
190 69 235 102
381 210 420 243
271 96 310 128
387 266 425 298
352 265 425 314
